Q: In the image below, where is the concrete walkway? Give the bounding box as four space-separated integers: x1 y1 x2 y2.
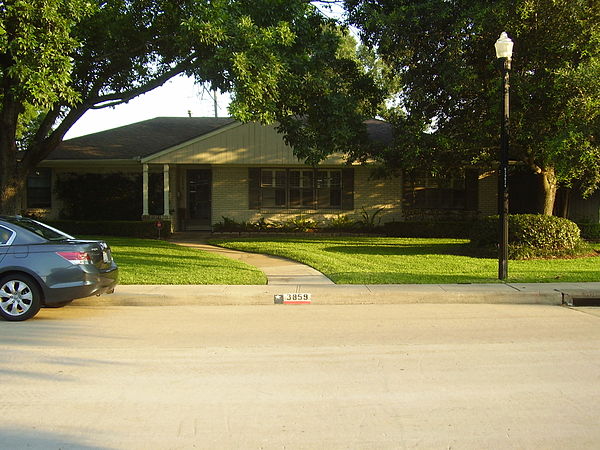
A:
173 239 334 285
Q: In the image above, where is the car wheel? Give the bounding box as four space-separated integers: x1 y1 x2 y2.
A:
0 275 42 321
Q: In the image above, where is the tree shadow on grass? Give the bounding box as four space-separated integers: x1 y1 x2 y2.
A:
323 243 475 257
328 271 499 284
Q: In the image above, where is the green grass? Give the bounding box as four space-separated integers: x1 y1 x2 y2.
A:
209 237 600 284
101 237 266 285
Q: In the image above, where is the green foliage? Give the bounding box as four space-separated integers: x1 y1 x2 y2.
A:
214 215 320 232
356 207 384 231
578 223 600 241
470 214 589 259
0 0 92 108
55 173 141 220
1 0 382 214
322 214 358 232
278 216 319 232
46 220 172 240
213 217 250 232
345 0 600 202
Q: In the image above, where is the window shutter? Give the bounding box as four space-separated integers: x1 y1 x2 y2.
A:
248 168 261 209
341 168 354 210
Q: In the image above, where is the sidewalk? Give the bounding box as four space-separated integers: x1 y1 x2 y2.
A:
77 281 600 307
77 237 600 307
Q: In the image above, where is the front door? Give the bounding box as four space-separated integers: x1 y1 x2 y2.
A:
186 169 212 228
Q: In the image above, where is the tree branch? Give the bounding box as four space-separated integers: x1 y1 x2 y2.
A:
87 55 197 110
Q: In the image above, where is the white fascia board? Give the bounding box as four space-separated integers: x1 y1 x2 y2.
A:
38 159 138 168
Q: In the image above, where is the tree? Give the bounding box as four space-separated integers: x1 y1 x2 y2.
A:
0 0 382 214
344 0 600 215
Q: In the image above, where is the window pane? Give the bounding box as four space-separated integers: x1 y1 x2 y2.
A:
0 227 13 245
330 189 342 207
261 170 273 187
27 169 51 208
330 171 341 187
275 188 286 206
289 188 301 207
262 188 286 207
302 171 313 188
274 171 287 187
302 188 314 207
317 172 327 188
289 170 300 188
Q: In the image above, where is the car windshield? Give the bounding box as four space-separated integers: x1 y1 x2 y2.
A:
4 217 72 241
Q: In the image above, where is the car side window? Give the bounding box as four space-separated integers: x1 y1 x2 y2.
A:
0 226 15 245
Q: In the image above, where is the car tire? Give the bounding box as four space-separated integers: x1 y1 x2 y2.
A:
0 274 42 321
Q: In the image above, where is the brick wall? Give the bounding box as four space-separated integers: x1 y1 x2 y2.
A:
211 166 403 226
478 171 498 217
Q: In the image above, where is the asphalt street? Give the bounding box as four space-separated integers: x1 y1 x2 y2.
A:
1 303 599 449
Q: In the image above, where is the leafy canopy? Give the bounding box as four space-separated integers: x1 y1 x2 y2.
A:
344 0 600 195
0 0 382 213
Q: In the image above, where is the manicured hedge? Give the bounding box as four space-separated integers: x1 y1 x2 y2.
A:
470 214 588 259
383 221 474 238
46 220 171 239
577 223 600 241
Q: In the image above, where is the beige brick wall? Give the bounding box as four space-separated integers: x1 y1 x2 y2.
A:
210 166 403 226
211 166 250 223
353 166 403 223
478 171 498 217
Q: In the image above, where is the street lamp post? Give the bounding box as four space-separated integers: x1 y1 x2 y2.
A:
495 32 513 280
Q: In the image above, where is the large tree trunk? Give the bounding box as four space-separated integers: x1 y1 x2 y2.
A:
0 93 22 215
538 167 558 215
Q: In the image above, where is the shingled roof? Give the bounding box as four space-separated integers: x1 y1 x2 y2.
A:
50 116 392 161
50 117 237 160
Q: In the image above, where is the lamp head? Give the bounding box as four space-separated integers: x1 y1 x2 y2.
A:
495 32 514 59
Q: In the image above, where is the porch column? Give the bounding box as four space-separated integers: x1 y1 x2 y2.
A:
142 164 149 216
163 164 170 217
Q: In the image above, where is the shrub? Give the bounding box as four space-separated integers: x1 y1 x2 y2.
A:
45 220 171 239
357 207 384 231
577 223 600 241
322 215 358 232
470 214 587 259
278 216 319 232
213 217 250 232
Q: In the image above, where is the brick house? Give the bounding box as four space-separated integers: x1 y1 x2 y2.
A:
26 117 499 231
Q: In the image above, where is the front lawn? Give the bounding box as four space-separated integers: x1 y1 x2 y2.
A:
209 237 600 284
103 237 266 285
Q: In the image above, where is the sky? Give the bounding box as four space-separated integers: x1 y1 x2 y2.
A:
64 2 348 140
65 76 231 139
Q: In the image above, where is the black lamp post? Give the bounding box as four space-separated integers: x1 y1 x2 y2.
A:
495 32 513 280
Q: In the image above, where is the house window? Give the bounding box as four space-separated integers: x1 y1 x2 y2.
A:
261 169 287 207
403 172 467 210
27 169 51 208
289 170 315 208
317 170 342 208
255 168 347 209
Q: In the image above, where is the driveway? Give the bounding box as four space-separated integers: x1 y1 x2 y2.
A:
1 303 599 449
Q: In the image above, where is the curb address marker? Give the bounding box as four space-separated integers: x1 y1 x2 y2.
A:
274 293 312 304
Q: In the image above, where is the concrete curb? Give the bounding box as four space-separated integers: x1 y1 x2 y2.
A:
69 282 600 307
